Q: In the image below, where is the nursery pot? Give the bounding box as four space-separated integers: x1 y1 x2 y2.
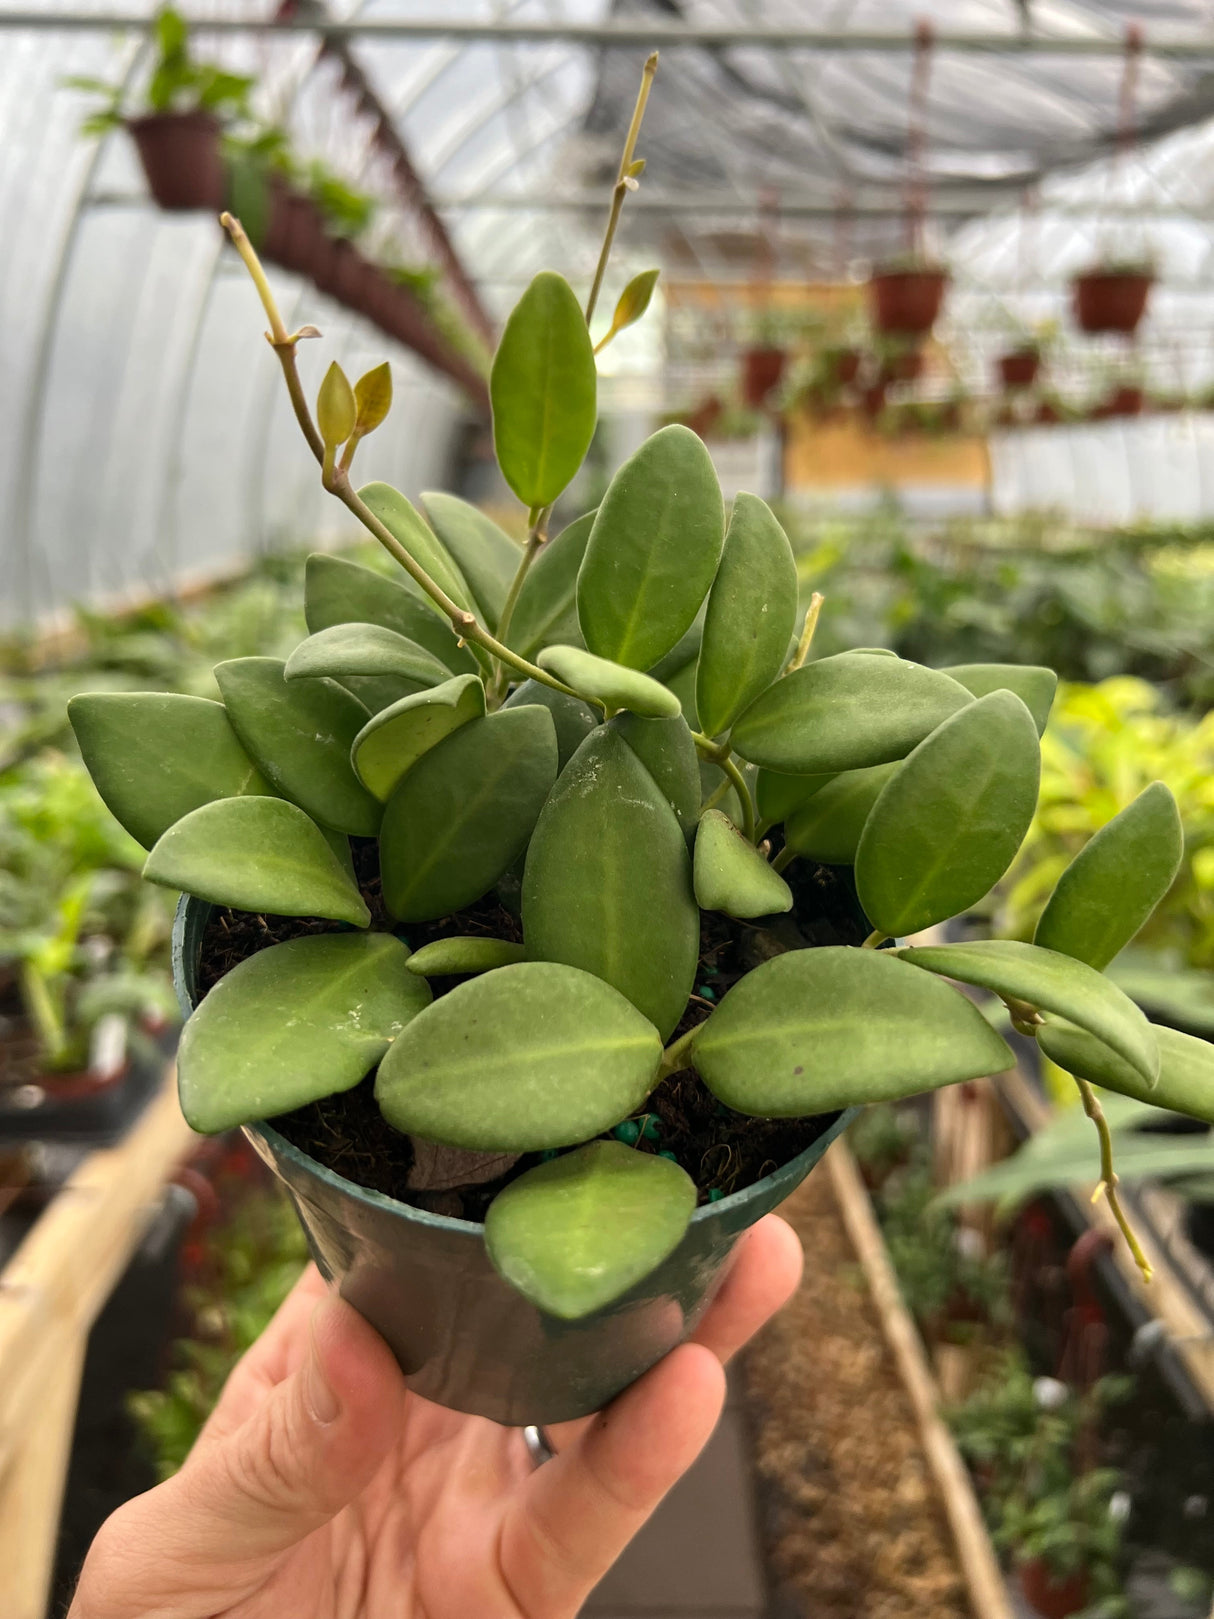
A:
832 346 862 386
878 346 923 385
173 897 855 1426
266 191 327 277
128 111 225 212
1072 271 1152 335
741 345 786 407
998 349 1040 389
867 268 948 336
1101 384 1144 418
1018 1558 1091 1619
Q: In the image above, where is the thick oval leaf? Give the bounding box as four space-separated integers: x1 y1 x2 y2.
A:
663 657 699 730
537 644 680 719
603 268 661 341
490 271 597 507
485 1141 695 1319
380 706 558 921
404 936 526 977
694 810 793 918
352 674 486 801
304 552 475 674
755 768 834 825
357 482 478 621
340 674 429 716
214 658 381 837
577 425 726 671
856 691 1041 936
523 727 699 1039
785 763 898 866
690 947 1014 1114
695 493 798 738
1038 1018 1214 1125
1034 781 1184 970
503 679 598 769
421 491 521 630
897 940 1158 1085
144 797 369 925
179 933 427 1134
284 623 453 688
610 710 701 838
67 692 271 851
375 961 662 1149
730 653 972 774
942 662 1058 735
647 617 704 685
506 510 594 659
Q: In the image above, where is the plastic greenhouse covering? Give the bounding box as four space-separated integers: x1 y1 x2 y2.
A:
9 0 1214 627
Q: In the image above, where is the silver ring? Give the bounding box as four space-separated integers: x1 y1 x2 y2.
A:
522 1424 556 1467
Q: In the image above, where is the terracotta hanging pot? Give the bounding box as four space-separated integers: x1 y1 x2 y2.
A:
868 267 948 336
1101 383 1145 418
878 346 923 385
1072 270 1153 335
832 347 862 386
742 345 786 407
859 381 887 420
128 110 225 212
258 190 325 276
314 237 368 305
1018 1558 1091 1619
998 348 1040 389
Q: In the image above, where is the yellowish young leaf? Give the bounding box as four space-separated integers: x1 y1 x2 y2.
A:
317 361 356 449
354 361 393 437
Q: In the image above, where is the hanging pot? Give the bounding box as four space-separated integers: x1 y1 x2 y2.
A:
868 268 948 336
742 345 786 407
859 381 887 421
313 237 369 305
878 346 923 385
262 191 327 277
998 349 1040 389
832 347 862 386
172 896 854 1425
1101 384 1145 418
1018 1558 1091 1619
128 110 225 212
1072 271 1153 335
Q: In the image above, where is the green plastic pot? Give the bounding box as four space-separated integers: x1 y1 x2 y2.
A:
173 896 853 1425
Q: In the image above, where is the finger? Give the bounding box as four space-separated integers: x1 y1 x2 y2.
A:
689 1213 803 1365
499 1342 725 1617
79 1294 407 1606
200 1263 328 1442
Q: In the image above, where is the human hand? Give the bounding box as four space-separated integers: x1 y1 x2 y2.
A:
68 1213 802 1619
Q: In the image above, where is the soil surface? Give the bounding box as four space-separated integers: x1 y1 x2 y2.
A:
198 842 868 1221
743 1169 970 1619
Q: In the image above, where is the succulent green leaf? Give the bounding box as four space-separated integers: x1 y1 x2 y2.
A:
695 493 798 738
339 675 429 716
897 940 1159 1086
1034 782 1184 971
577 425 726 671
179 933 428 1134
304 553 476 674
602 268 661 343
357 482 478 620
505 510 594 659
694 810 793 919
730 653 972 775
213 657 382 836
1038 1018 1214 1126
537 644 680 719
490 271 597 507
610 710 701 838
785 763 898 866
755 769 835 826
375 961 662 1150
284 622 454 688
485 1141 695 1319
380 706 558 921
144 798 370 925
690 947 1014 1114
647 617 705 685
404 936 526 977
421 491 521 630
351 674 486 801
856 691 1041 936
663 657 700 731
942 662 1058 735
523 727 699 1038
503 680 598 769
67 692 272 851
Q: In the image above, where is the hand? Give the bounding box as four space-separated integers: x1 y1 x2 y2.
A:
69 1213 802 1619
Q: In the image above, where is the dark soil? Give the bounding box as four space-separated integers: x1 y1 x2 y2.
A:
198 840 869 1222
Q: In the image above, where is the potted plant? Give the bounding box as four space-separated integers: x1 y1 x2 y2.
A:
1072 261 1154 336
999 343 1042 390
67 6 252 212
306 161 378 307
67 118 1214 1433
875 336 925 386
868 255 949 336
741 313 789 406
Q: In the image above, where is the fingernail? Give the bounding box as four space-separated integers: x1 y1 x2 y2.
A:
305 1310 341 1425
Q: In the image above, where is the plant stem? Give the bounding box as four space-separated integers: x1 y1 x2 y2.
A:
861 929 890 949
771 845 797 875
659 1024 698 1079
492 505 550 700
787 591 824 673
701 777 733 814
585 51 658 327
1075 1075 1153 1283
719 752 756 842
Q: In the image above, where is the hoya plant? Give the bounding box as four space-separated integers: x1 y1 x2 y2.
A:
68 66 1213 1323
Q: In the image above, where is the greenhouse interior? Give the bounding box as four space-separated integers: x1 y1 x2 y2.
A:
3 4 1214 1618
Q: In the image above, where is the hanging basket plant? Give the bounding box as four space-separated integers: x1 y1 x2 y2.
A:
128 110 226 212
877 341 924 386
1072 266 1154 335
998 346 1041 390
741 344 786 407
868 263 949 337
